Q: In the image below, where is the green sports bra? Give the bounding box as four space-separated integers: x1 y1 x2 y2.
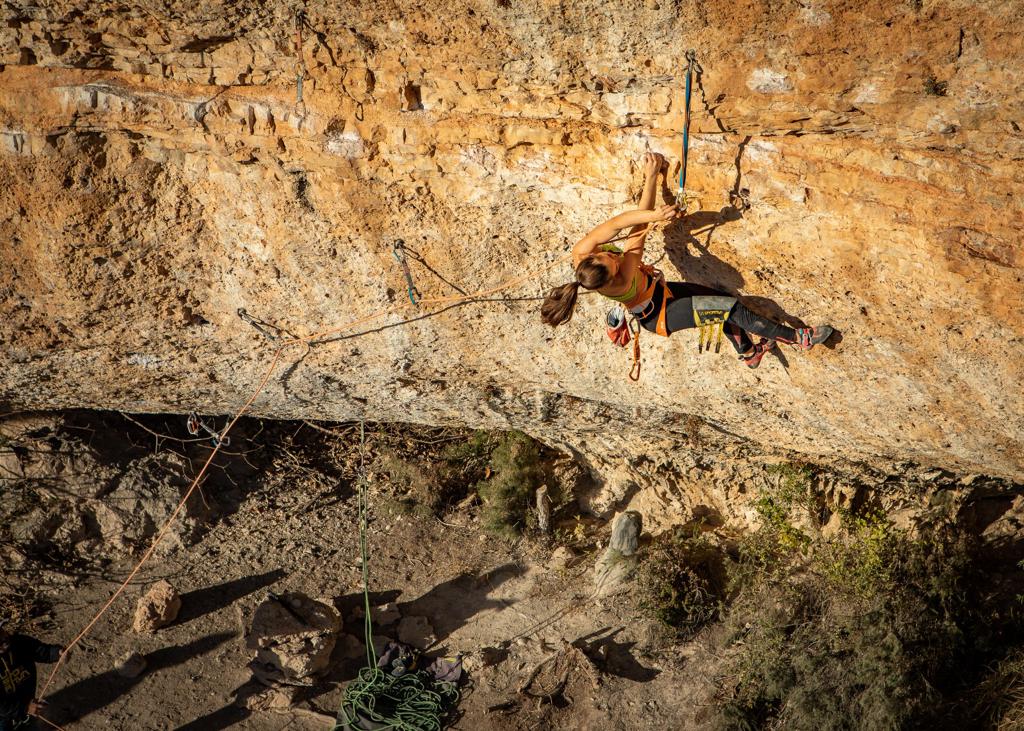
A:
597 244 649 305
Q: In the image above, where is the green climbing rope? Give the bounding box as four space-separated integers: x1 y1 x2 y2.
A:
335 422 459 731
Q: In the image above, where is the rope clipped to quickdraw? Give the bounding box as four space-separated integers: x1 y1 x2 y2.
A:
335 422 459 731
621 51 705 382
677 50 701 212
293 10 307 119
237 308 289 342
392 239 422 306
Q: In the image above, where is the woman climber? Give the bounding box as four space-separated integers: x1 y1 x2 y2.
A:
540 152 833 369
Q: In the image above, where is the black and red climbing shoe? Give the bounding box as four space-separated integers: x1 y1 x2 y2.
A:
791 325 833 351
740 338 777 369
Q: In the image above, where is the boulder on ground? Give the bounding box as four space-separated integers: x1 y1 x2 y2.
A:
397 615 435 647
608 511 642 556
247 592 341 685
133 579 181 633
594 511 644 597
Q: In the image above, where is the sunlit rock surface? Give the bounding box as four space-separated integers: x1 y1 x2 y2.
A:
2 0 1022 504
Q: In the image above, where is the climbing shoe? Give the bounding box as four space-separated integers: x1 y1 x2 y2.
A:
740 338 777 369
791 325 833 351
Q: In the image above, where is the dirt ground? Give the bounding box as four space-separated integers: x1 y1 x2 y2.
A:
2 412 701 730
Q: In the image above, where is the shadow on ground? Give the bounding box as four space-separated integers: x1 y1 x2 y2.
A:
176 568 286 626
574 626 660 683
49 631 235 725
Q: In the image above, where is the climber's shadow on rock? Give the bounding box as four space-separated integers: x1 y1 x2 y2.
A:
661 207 746 294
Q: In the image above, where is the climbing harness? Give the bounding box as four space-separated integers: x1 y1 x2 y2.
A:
335 422 460 731
598 237 673 382
624 270 672 382
186 412 231 447
293 10 307 119
393 239 422 306
691 295 736 354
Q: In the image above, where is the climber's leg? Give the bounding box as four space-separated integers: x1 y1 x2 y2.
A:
727 302 797 343
728 303 833 351
724 322 754 356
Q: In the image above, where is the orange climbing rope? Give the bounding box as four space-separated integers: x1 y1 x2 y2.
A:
39 347 286 699
37 249 573 714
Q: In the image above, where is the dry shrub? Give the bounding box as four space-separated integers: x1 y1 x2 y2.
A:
713 467 975 731
636 528 724 638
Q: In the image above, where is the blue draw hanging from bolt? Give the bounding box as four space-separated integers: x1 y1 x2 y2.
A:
392 239 421 306
677 50 702 211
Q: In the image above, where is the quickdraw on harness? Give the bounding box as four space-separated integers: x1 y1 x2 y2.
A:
392 239 421 306
186 412 230 447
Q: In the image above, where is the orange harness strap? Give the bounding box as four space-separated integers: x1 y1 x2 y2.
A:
655 275 671 337
628 273 672 381
614 223 673 381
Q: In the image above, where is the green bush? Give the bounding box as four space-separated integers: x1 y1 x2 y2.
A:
716 515 972 731
637 528 724 638
476 431 545 537
728 465 816 595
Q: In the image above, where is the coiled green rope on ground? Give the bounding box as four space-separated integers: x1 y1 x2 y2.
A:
336 666 458 731
335 422 459 731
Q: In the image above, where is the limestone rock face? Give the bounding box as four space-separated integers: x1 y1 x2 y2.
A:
2 1 1023 501
133 579 182 633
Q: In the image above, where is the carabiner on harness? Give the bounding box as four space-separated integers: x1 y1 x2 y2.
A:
628 317 642 381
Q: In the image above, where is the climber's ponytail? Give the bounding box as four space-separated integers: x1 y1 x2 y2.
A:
540 256 615 328
541 281 582 327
